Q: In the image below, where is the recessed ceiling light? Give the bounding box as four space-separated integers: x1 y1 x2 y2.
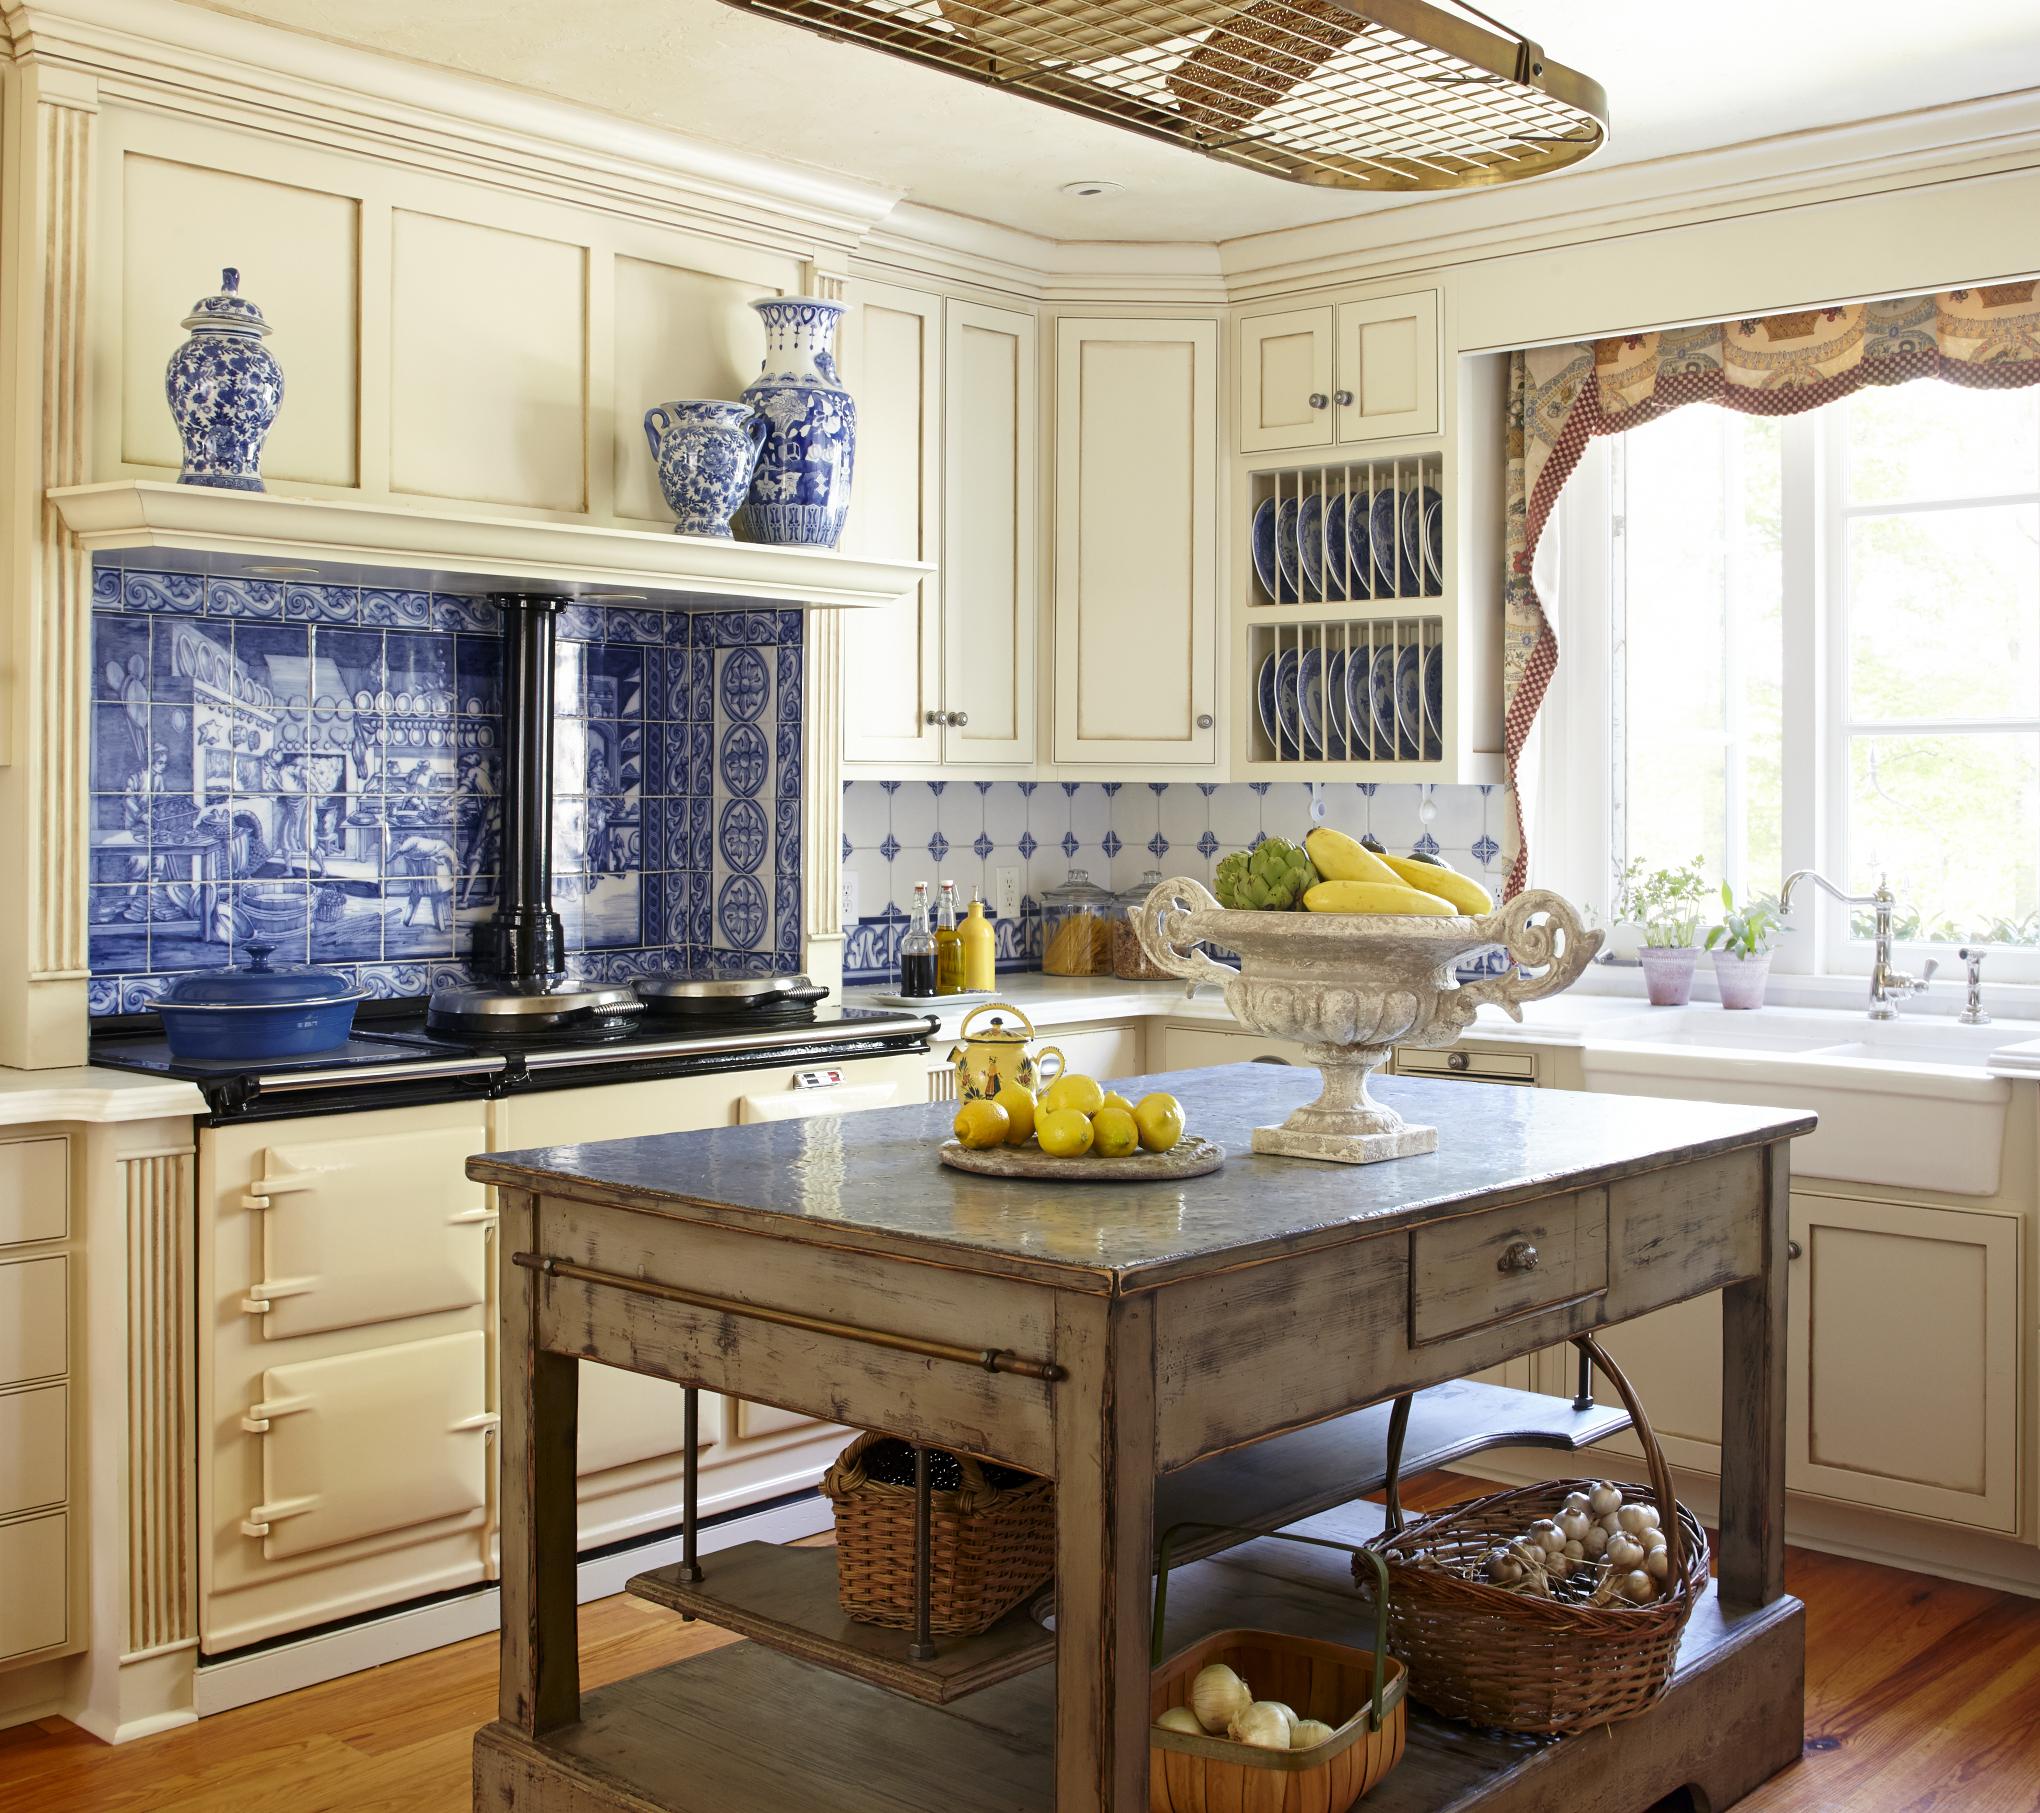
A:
1060 179 1124 198
583 591 649 603
245 563 321 580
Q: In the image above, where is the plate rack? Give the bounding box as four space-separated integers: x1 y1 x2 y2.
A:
1249 454 1444 609
1248 615 1444 768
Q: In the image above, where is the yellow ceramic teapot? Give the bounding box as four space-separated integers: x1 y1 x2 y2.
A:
949 1002 1064 1104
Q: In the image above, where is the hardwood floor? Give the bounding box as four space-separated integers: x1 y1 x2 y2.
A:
4 1481 2038 1812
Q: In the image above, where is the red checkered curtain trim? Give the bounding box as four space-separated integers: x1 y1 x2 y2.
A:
1500 283 2040 898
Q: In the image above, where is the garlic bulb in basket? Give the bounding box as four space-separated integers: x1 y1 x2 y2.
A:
1618 1569 1657 1604
1528 1518 1567 1554
1588 1481 1622 1516
1581 1524 1609 1558
1607 1534 1645 1572
1555 1506 1592 1543
1645 1546 1671 1581
1191 1663 1252 1733
1230 1702 1293 1749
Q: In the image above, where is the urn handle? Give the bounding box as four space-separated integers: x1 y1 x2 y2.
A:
1454 888 1604 1023
742 408 770 482
1134 875 1238 991
643 404 673 461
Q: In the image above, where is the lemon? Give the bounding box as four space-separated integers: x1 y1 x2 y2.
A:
952 1098 1011 1151
1037 1107 1096 1158
1099 1090 1137 1118
1133 1092 1185 1153
994 1082 1037 1146
1041 1073 1105 1118
1092 1107 1140 1158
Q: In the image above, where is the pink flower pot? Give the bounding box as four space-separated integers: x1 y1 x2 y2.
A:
1713 950 1772 1010
1638 945 1700 1006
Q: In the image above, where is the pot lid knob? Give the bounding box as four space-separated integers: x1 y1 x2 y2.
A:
181 267 273 336
242 940 275 973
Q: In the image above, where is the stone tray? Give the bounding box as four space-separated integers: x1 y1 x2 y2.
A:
937 1133 1225 1183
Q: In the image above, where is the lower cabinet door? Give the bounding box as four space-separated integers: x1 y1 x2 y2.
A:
244 1330 495 1561
0 1512 67 1661
1788 1193 2019 1532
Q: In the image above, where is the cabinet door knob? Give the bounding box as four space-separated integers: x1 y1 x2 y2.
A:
1308 392 1329 410
1787 1239 1804 1261
950 710 968 728
1335 389 1355 407
1497 1239 1539 1274
1196 712 1214 729
925 709 943 725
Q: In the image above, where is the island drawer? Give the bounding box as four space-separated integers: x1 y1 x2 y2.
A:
1409 1188 1608 1345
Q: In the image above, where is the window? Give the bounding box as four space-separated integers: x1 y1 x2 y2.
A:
1575 380 2040 978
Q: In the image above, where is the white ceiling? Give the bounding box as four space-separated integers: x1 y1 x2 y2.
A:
195 0 2040 244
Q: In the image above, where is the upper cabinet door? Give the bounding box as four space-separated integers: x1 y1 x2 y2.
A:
1238 306 1334 453
942 301 1039 766
839 280 944 768
1054 317 1218 768
1334 290 1440 444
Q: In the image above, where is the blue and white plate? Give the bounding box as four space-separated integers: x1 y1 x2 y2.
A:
1256 650 1282 750
1298 648 1327 754
1369 646 1398 753
1370 488 1401 596
1322 647 1350 751
1297 495 1325 597
1422 644 1443 759
1275 498 1301 594
1347 493 1373 600
1251 497 1281 601
1322 493 1351 599
1395 645 1423 760
1273 648 1319 759
1422 495 1444 594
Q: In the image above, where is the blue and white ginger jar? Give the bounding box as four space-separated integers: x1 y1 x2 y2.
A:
164 268 284 492
644 399 768 537
734 296 856 549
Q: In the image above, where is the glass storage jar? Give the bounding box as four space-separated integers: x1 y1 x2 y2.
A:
1040 868 1115 976
1113 868 1173 980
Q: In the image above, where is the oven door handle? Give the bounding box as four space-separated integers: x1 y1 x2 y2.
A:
240 1274 316 1318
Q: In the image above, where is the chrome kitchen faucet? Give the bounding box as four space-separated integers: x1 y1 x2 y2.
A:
1779 870 1937 1021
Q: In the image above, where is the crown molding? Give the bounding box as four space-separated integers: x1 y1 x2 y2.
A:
1 0 905 251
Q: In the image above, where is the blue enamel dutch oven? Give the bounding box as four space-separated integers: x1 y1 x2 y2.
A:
157 941 365 1060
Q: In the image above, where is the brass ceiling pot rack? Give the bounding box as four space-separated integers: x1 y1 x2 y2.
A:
708 0 1608 191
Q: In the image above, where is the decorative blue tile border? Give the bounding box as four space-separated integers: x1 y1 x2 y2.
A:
87 569 803 1015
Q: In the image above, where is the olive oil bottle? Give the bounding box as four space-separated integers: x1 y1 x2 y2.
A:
934 879 963 994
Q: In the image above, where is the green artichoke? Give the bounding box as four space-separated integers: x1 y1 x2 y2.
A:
1214 837 1319 910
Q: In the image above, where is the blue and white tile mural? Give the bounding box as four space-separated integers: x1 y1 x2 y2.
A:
86 565 803 1014
840 779 1509 983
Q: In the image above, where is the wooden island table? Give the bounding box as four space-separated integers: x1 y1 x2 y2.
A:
470 1064 1812 1813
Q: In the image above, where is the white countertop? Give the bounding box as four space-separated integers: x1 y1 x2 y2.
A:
0 1063 206 1128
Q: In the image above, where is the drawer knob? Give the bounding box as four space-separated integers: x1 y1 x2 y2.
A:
1447 1051 1470 1072
1308 392 1329 410
1787 1238 1804 1261
1497 1239 1539 1274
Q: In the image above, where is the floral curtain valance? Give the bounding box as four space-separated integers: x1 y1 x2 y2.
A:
1500 281 2040 897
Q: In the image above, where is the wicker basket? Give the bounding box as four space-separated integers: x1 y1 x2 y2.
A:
821 1431 1054 1636
1149 1524 1407 1813
1357 1334 1710 1736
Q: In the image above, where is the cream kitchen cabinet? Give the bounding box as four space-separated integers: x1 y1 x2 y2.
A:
1053 316 1220 768
1237 289 1440 453
1537 1187 2022 1535
841 281 1038 771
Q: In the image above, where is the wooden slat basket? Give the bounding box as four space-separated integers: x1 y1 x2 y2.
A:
1357 1333 1709 1736
1149 1523 1408 1813
821 1431 1054 1636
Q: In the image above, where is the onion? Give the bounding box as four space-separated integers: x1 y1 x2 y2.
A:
1230 1702 1292 1749
1290 1718 1338 1750
1154 1706 1203 1735
1191 1663 1252 1733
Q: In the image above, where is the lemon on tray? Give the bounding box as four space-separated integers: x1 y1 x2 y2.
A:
952 1098 1011 1150
1038 1106 1096 1158
1134 1092 1184 1153
1041 1073 1105 1118
1091 1106 1140 1158
993 1081 1037 1146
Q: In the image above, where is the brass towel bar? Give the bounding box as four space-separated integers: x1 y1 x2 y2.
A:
511 1251 1066 1383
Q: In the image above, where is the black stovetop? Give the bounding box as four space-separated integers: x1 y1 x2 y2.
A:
91 999 938 1124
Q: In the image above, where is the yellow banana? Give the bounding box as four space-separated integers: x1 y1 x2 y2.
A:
1304 880 1455 916
1304 827 1401 886
1379 853 1494 916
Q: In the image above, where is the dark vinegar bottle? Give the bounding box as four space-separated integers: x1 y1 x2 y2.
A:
899 882 938 998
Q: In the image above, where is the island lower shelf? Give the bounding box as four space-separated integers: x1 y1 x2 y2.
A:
484 1522 1803 1813
626 1379 1630 1706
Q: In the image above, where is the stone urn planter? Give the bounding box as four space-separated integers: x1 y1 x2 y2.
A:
1134 877 1601 1164
1712 950 1773 1010
1637 946 1700 1007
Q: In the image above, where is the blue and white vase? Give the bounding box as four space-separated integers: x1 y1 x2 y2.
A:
643 399 768 537
164 269 284 492
734 296 856 549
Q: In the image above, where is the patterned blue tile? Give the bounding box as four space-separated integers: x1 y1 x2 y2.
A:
1414 830 1440 856
587 646 648 721
603 607 667 647
1148 833 1169 858
455 636 503 716
1102 830 1123 858
429 593 501 634
1018 831 1037 860
720 646 771 723
285 582 358 624
928 832 950 862
1060 832 1079 857
92 565 121 609
1473 834 1501 865
558 603 604 642
361 589 432 630
1197 830 1219 858
718 797 770 874
125 570 202 614
777 645 802 711
880 833 901 861
973 832 994 860
209 577 283 619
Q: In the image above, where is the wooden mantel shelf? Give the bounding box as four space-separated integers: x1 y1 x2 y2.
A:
46 480 931 611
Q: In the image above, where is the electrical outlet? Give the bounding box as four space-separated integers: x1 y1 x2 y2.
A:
841 871 860 924
995 865 1021 920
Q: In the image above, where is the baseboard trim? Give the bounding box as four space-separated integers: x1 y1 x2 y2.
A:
192 1492 832 1718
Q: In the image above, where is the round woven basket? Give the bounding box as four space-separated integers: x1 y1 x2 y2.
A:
821 1431 1054 1636
1357 1334 1710 1736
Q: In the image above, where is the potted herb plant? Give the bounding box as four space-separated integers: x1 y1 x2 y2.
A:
1706 883 1783 1010
1613 857 1710 1006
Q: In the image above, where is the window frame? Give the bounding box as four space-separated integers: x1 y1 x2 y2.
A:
1553 384 2040 991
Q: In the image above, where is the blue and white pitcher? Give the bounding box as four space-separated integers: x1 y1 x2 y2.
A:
734 296 857 549
643 399 768 537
